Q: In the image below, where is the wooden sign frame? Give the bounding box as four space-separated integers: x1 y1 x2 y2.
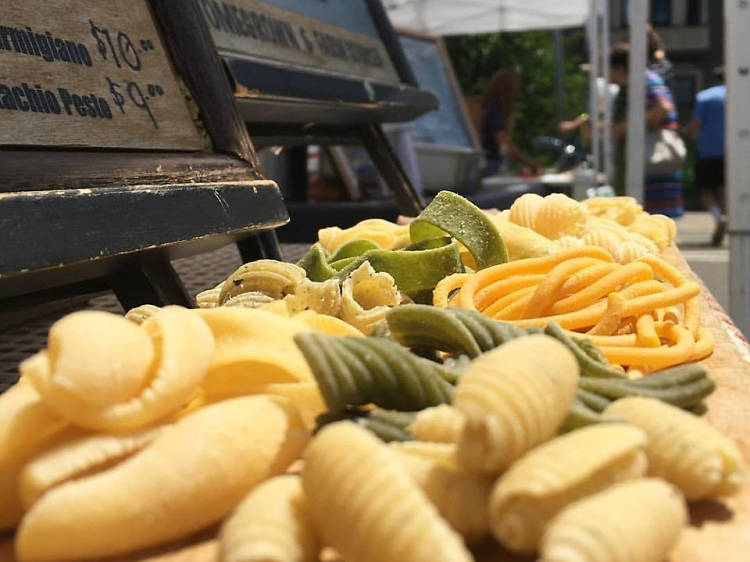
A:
0 0 288 312
201 0 438 217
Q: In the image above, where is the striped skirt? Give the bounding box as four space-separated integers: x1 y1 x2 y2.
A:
645 172 684 218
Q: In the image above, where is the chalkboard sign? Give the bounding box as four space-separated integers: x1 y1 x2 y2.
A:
1 1 202 151
397 32 478 150
0 0 287 311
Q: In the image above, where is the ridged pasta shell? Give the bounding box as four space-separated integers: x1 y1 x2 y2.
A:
580 229 621 259
410 405 465 444
605 397 745 499
223 291 276 309
509 193 544 230
388 441 458 467
614 240 650 264
220 475 318 562
218 260 306 305
554 235 585 249
541 478 687 562
454 335 579 474
534 194 588 240
302 422 473 562
340 262 400 335
196 283 222 308
391 445 493 543
19 426 164 509
489 424 648 553
22 307 214 431
16 396 309 562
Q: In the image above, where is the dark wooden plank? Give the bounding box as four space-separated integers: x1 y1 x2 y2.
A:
0 150 257 192
149 0 262 170
0 180 287 279
366 0 418 86
111 259 193 309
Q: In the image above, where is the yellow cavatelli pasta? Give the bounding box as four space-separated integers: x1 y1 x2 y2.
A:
318 219 410 253
540 479 687 562
533 193 588 240
554 235 585 249
614 240 650 264
454 335 579 474
16 395 309 562
218 260 306 305
410 405 465 444
340 262 400 335
387 441 458 467
0 378 73 530
19 426 164 509
219 475 318 562
21 307 214 431
580 228 621 259
605 397 745 499
509 192 544 230
390 445 493 543
302 422 472 562
488 424 648 554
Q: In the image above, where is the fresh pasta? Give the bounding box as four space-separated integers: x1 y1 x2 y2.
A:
302 422 472 562
219 475 318 562
509 193 544 230
16 396 309 562
340 261 401 335
541 479 687 562
605 397 745 499
21 307 214 431
489 424 648 553
410 405 465 444
454 335 579 473
390 444 493 543
533 193 588 240
218 260 306 305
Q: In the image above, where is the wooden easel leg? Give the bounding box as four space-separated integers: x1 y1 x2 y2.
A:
236 230 283 263
359 123 425 215
111 258 193 310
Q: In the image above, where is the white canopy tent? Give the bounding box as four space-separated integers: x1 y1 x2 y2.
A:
385 0 590 35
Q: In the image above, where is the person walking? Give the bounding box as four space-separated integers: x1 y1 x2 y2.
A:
685 66 727 245
610 43 685 217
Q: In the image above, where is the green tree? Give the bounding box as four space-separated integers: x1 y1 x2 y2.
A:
444 29 589 158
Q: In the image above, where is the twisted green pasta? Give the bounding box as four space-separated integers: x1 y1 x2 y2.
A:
294 334 455 414
386 305 527 358
544 323 628 379
316 408 416 443
580 373 715 409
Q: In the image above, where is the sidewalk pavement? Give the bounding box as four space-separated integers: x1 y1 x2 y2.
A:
676 212 729 312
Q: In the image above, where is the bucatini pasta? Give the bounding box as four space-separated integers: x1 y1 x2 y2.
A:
605 397 745 499
489 424 648 553
454 335 579 474
219 475 318 562
540 479 687 562
302 422 472 562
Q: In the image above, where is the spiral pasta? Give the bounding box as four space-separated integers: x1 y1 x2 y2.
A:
21 307 214 431
219 475 318 562
294 333 454 414
489 424 647 553
340 262 401 335
218 260 306 305
410 405 465 444
454 335 579 473
541 478 687 562
285 278 342 317
605 397 745 499
302 422 472 562
391 444 493 543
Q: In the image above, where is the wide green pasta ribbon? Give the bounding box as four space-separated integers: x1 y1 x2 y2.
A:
294 333 456 415
410 190 508 269
297 237 463 301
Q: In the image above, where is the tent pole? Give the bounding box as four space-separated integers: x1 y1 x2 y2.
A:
725 0 750 334
625 0 648 201
553 29 566 125
588 0 601 175
601 0 613 185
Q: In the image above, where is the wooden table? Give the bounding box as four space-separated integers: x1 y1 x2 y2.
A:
1 247 748 562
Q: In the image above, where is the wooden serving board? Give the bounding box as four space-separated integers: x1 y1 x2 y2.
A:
2 247 749 562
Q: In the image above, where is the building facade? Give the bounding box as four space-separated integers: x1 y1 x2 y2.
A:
610 0 723 122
